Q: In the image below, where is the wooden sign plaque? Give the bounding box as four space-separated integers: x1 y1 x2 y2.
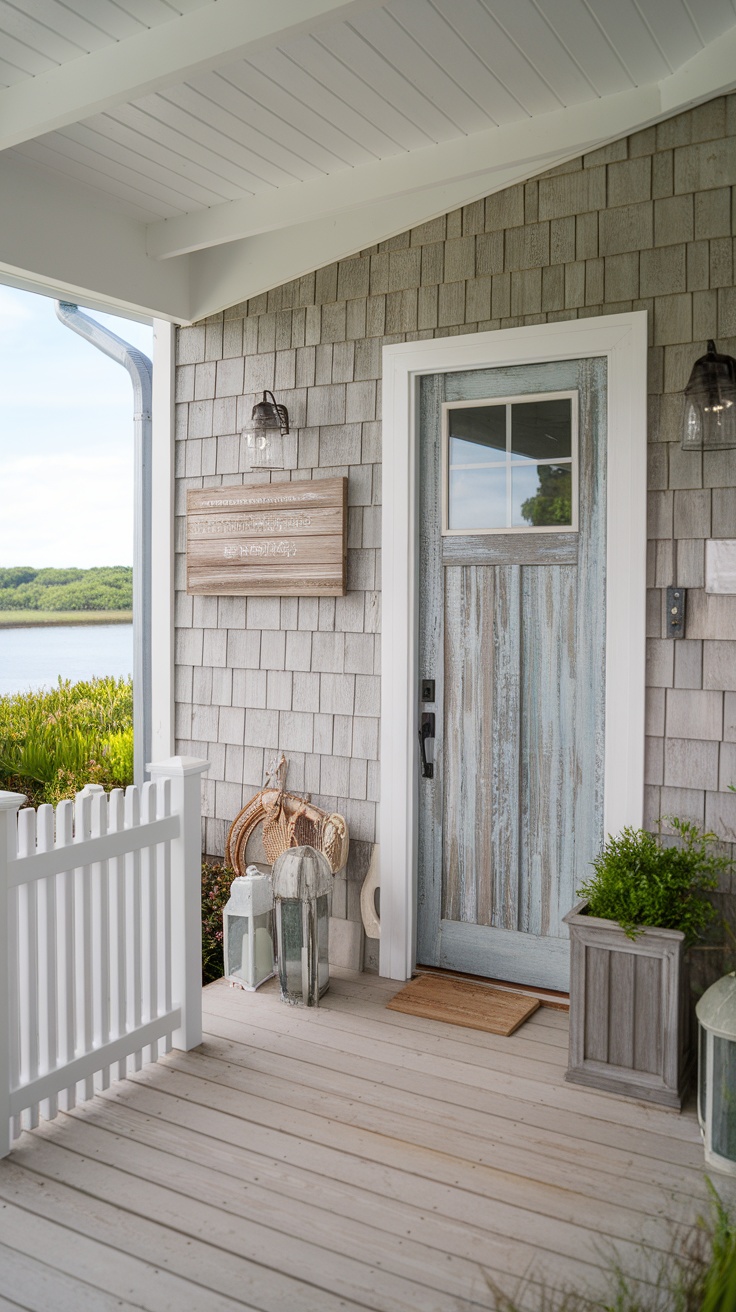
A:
186 477 347 597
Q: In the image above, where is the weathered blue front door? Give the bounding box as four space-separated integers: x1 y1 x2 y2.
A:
417 359 607 991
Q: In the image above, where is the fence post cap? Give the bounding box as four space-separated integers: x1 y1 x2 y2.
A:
148 756 210 778
0 791 26 809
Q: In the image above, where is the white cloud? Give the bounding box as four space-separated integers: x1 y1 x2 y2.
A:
0 452 133 567
0 286 33 328
0 285 149 567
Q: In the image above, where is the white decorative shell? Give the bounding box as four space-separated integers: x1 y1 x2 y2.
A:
360 845 380 939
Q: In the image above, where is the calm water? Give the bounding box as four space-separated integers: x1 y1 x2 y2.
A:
0 624 133 695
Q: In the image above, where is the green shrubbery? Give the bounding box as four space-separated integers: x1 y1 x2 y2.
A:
0 676 134 806
2 683 232 984
577 818 732 946
490 1181 736 1310
0 565 132 611
201 862 235 985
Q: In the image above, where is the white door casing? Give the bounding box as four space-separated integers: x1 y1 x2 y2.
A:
379 312 649 982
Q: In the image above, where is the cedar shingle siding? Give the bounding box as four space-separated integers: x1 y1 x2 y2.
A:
175 95 736 965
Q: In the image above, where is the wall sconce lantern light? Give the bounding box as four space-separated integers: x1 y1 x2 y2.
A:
682 340 736 451
222 868 276 991
696 971 736 1175
242 390 290 469
272 845 332 1006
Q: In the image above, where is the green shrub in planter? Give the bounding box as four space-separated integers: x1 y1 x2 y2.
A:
565 820 733 1108
577 818 731 946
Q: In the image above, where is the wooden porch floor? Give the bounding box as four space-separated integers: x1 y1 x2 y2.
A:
0 969 722 1312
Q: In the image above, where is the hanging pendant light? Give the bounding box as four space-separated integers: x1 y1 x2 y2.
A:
682 340 736 451
241 390 290 469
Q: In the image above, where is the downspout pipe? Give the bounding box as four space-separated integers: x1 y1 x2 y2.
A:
55 301 152 788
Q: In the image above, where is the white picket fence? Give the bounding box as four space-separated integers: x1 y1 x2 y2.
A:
0 756 208 1156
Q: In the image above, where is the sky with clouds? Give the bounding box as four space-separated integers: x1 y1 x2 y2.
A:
0 285 153 569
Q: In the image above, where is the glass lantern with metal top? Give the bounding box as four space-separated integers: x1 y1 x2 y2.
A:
241 390 290 470
682 340 736 451
696 970 736 1175
272 845 332 1006
223 867 276 992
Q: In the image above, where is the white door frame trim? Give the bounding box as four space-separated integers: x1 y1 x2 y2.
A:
379 312 649 981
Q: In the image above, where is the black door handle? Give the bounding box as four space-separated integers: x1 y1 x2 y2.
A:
418 712 435 779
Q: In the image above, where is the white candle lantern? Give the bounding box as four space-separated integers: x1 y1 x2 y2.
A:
696 971 736 1175
272 846 332 1006
223 868 276 991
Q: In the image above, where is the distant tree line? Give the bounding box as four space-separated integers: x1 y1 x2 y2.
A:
0 566 132 611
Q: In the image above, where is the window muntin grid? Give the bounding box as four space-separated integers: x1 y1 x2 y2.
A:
442 391 578 535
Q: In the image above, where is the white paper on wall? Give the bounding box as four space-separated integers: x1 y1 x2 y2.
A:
705 539 736 594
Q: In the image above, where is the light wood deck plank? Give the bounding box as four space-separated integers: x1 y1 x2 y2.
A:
164 1032 708 1197
0 1145 454 1312
9 1122 541 1311
34 1092 618 1298
203 979 572 1078
0 1243 147 1312
0 1194 249 1311
97 1062 690 1255
67 1075 678 1274
0 969 717 1311
198 1006 703 1170
204 980 701 1139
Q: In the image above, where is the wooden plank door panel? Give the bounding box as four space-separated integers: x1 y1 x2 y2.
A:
417 358 607 991
519 563 577 940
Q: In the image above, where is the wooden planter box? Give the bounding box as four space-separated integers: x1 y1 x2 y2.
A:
563 900 689 1109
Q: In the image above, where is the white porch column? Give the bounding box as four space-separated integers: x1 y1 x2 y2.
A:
151 318 176 762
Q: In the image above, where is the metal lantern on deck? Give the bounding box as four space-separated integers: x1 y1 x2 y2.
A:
223 868 276 991
696 971 736 1175
272 845 332 1006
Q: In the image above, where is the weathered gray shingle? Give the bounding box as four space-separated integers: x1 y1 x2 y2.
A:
175 98 736 880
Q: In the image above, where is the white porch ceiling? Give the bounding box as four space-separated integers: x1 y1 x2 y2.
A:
1 0 736 322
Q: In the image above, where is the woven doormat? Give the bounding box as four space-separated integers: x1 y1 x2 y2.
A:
387 973 540 1036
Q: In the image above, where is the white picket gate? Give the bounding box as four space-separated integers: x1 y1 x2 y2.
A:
0 756 208 1156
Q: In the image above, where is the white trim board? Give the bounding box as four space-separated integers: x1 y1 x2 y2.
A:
150 319 176 764
379 313 649 981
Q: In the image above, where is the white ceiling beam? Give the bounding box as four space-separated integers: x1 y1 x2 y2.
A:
186 156 578 322
660 22 736 115
182 11 736 321
0 0 386 154
150 17 736 271
149 84 662 260
0 152 190 322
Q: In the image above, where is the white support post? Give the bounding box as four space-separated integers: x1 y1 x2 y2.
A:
151 318 176 763
147 758 208 1051
0 791 25 1158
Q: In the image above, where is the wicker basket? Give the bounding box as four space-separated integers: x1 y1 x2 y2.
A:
226 788 349 875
